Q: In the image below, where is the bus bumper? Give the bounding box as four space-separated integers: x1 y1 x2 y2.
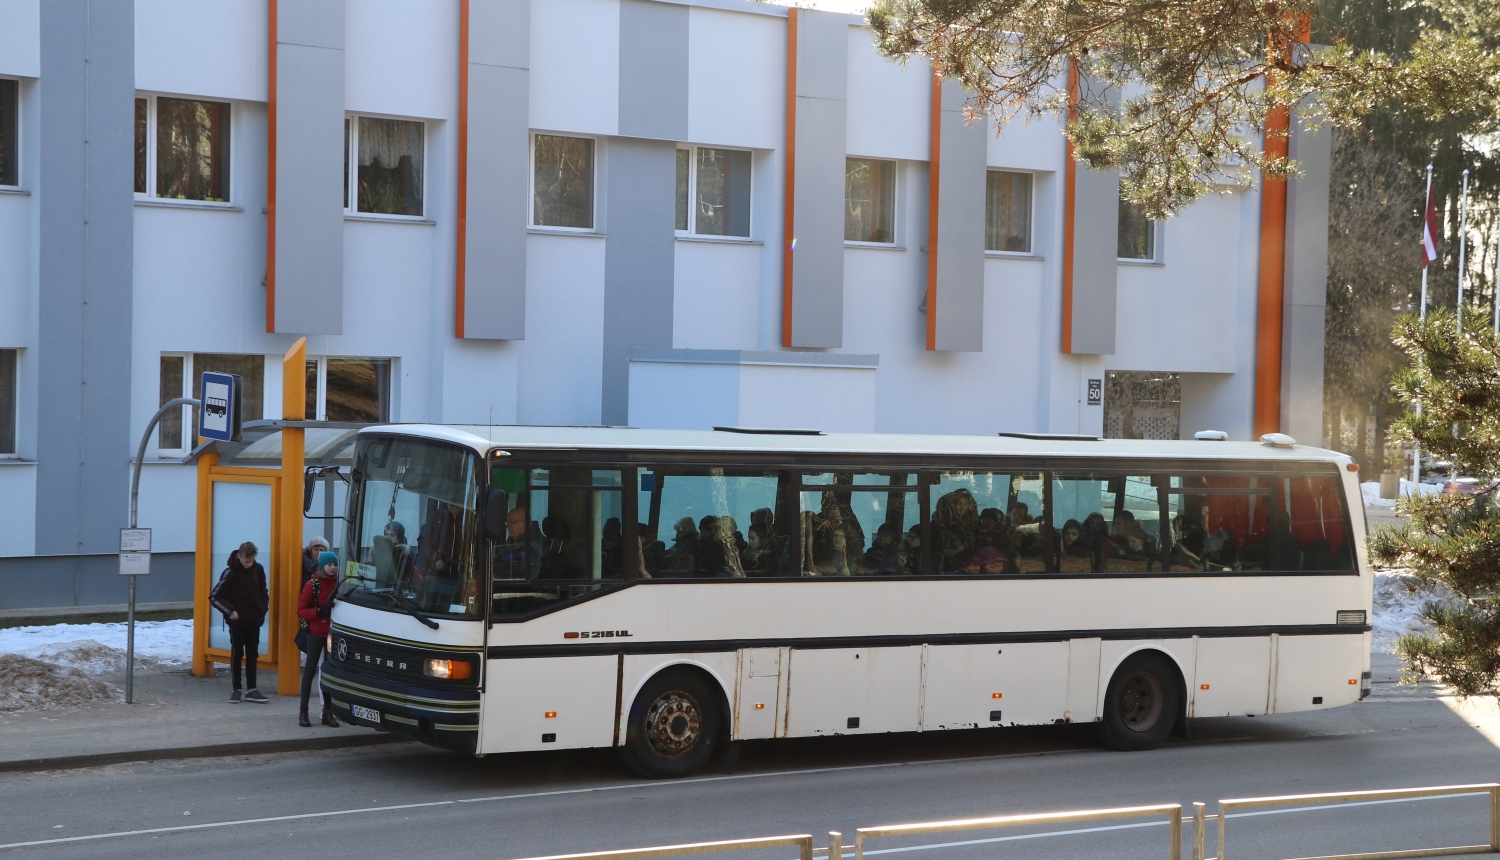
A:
321 662 480 754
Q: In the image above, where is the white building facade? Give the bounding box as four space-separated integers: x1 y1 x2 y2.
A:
0 0 1328 612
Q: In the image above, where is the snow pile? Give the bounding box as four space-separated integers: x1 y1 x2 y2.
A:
0 654 117 713
1361 481 1443 509
1372 570 1450 654
0 619 192 676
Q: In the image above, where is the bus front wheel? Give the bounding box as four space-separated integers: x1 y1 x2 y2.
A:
1096 651 1181 751
618 669 722 778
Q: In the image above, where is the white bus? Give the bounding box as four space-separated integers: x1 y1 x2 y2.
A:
322 426 1372 778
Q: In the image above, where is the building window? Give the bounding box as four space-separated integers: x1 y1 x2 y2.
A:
676 145 752 238
532 134 594 229
157 353 265 451
304 357 391 423
0 349 15 455
1118 195 1157 261
345 115 424 217
0 79 18 187
845 158 896 244
134 94 231 202
1103 371 1181 440
985 170 1032 253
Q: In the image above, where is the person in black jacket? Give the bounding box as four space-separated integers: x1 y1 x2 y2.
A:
210 541 270 704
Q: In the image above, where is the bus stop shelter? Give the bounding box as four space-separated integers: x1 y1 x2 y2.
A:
184 339 372 695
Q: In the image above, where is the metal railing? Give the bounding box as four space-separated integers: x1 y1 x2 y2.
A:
852 803 1184 860
510 835 815 860
505 782 1500 860
1215 783 1500 860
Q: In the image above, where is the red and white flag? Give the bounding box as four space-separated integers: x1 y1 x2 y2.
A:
1422 188 1441 268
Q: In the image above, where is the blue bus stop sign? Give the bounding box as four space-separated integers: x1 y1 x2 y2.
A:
198 372 242 442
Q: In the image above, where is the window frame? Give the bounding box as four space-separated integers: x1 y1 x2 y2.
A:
0 347 17 457
344 112 428 220
984 169 1036 256
529 131 598 233
133 92 235 207
1117 195 1163 264
156 352 192 455
303 356 394 422
843 156 899 247
0 76 20 190
675 143 756 241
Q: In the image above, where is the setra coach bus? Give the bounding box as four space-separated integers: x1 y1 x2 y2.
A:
320 425 1373 778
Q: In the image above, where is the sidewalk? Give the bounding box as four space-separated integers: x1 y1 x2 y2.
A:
0 664 409 773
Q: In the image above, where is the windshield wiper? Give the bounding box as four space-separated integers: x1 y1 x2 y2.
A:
381 591 440 630
343 574 439 630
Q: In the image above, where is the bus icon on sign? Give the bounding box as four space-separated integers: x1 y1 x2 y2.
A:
198 372 242 442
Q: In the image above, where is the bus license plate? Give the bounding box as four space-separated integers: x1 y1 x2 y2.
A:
351 704 380 724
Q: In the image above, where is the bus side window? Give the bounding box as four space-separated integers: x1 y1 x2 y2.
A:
927 472 1041 575
1164 475 1272 572
640 468 786 578
799 472 919 575
1278 474 1357 572
1050 473 1160 574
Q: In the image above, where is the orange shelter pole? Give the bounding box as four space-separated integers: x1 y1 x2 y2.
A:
192 450 218 678
276 337 307 696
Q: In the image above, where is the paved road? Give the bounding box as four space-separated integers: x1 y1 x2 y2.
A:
2 656 1497 860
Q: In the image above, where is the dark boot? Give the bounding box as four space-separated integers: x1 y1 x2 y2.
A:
321 705 340 728
298 707 311 728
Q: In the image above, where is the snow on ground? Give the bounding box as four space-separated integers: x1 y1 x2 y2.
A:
0 620 193 712
1362 481 1442 508
1373 570 1448 654
0 620 192 675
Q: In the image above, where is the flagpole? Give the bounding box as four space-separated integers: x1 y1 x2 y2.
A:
1458 168 1470 333
1414 164 1433 487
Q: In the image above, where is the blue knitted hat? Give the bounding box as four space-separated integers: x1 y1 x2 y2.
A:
318 551 338 569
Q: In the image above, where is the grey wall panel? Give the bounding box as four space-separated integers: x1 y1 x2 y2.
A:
932 79 986 352
470 0 529 68
278 0 344 50
618 0 688 141
1281 111 1329 441
463 0 529 340
35 0 135 558
0 553 194 612
1068 165 1118 354
602 140 678 424
273 7 345 334
788 9 847 349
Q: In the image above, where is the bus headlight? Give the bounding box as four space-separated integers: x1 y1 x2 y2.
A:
424 658 473 680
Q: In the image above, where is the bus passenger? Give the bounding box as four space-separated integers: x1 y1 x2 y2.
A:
661 517 699 576
933 488 980 573
492 504 540 579
862 522 905 574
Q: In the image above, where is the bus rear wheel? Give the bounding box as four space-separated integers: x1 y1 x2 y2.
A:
1096 652 1181 751
618 669 721 779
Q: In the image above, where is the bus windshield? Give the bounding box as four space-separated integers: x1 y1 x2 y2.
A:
341 436 483 618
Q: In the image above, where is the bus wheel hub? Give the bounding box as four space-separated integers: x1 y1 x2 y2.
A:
646 692 701 756
1119 671 1163 732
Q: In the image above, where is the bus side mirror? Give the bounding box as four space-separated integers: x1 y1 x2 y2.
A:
303 471 317 513
483 489 509 540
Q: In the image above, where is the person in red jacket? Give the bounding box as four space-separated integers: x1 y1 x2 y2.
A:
297 551 341 728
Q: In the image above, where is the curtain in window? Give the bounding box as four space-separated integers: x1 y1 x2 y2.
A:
357 117 423 216
158 356 184 449
985 171 1031 252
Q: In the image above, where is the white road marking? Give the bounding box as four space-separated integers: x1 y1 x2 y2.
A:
0 751 1478 852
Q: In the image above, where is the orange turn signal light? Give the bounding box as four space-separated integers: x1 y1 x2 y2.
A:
1349 679 1358 685
754 703 765 710
1200 684 1211 690
545 711 557 719
1347 463 1360 472
423 658 473 680
992 692 1003 699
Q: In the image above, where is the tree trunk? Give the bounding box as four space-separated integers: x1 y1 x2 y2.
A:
1330 401 1343 454
1373 389 1387 474
1355 406 1369 471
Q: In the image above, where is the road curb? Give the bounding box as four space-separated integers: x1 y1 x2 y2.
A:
0 732 412 774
